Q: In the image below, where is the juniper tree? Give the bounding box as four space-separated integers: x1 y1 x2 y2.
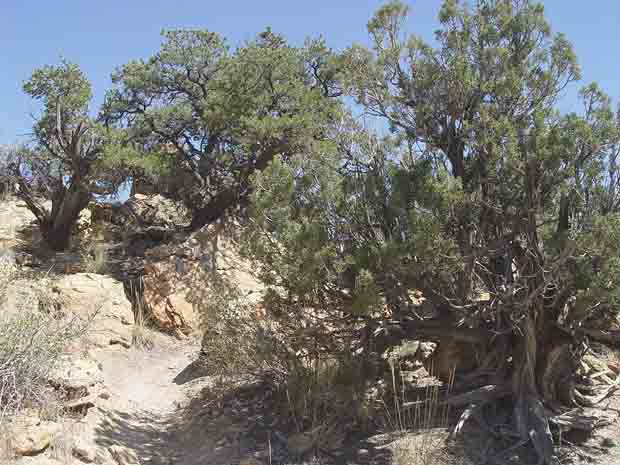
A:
102 29 341 230
241 1 620 462
14 61 126 251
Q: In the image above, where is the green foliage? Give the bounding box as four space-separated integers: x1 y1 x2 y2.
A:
17 60 131 250
191 271 290 379
23 61 121 183
575 214 620 304
103 29 341 225
11 0 616 451
232 6 620 447
24 60 92 122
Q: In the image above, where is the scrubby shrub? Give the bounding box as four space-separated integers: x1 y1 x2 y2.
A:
190 268 373 433
194 273 290 380
0 260 84 428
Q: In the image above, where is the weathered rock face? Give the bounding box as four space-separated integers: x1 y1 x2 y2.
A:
141 260 192 335
108 445 140 465
71 437 97 463
90 195 261 338
122 194 190 229
0 198 37 249
54 273 135 348
132 233 203 335
73 208 93 238
133 223 263 336
91 194 189 232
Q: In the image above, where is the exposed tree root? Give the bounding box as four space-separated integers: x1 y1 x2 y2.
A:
398 342 620 465
549 408 614 432
580 328 620 346
451 402 486 437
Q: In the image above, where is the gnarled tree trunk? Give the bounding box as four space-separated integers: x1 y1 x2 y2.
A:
15 174 91 251
41 187 91 251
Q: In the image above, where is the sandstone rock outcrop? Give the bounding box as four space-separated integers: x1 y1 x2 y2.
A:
54 273 135 348
131 222 262 336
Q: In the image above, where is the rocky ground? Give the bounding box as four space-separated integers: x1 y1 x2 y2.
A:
4 196 620 465
0 197 285 465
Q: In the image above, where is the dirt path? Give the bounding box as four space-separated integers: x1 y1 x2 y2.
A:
88 340 243 465
83 336 266 465
97 345 198 415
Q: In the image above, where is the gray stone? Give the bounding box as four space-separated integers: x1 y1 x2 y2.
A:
109 445 140 465
72 438 97 463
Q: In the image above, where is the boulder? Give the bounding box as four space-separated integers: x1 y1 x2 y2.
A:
64 394 97 416
0 199 37 246
10 418 58 457
53 273 135 346
49 356 103 399
140 261 192 334
73 208 93 239
120 215 262 337
416 342 437 361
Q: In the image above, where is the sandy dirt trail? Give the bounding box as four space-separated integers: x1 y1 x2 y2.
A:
91 342 249 465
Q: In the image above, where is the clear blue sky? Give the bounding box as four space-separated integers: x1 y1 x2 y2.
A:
1 1 619 145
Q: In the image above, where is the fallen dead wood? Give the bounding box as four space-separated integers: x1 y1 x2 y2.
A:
398 319 493 345
402 384 510 410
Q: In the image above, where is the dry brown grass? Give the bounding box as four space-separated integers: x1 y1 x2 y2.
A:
129 278 153 350
49 418 86 463
390 431 473 465
0 259 86 431
381 354 474 465
79 223 108 275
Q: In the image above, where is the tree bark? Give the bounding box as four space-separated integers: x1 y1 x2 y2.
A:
15 172 91 251
188 141 288 231
40 185 91 251
189 186 239 231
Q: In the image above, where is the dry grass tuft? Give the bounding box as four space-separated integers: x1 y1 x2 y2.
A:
80 224 108 274
129 278 153 350
0 258 86 430
49 418 85 463
391 431 473 465
191 270 372 443
381 355 474 465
